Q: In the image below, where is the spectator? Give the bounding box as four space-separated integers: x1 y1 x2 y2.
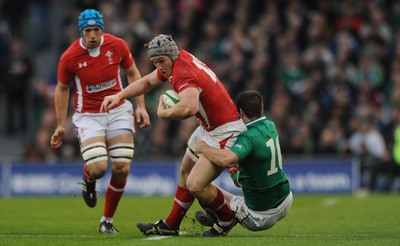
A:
0 37 33 136
348 109 388 192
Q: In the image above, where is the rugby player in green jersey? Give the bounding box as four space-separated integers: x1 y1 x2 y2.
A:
195 90 292 232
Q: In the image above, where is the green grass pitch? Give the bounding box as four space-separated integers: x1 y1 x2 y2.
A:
1 194 399 245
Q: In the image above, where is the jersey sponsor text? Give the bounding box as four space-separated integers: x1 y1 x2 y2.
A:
86 79 116 93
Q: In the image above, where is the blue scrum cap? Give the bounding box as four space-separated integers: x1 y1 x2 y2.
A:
78 9 104 36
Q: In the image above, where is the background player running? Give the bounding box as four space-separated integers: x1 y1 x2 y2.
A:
50 9 150 234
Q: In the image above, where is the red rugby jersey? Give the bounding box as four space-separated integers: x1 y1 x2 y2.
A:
58 33 134 113
156 49 238 131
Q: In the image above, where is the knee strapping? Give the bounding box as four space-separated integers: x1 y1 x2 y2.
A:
109 143 134 163
81 142 108 165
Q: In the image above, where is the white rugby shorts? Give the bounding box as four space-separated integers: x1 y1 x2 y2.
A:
72 101 135 142
186 119 246 161
230 192 293 231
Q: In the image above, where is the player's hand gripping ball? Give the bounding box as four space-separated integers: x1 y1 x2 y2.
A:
163 90 180 108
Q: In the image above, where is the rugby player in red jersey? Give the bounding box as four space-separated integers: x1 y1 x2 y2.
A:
50 9 150 234
101 34 246 237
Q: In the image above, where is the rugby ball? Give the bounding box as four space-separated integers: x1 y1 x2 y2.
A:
163 90 180 108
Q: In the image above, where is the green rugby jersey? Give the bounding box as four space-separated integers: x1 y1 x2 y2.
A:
230 116 291 211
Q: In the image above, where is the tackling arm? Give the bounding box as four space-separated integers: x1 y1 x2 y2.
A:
194 141 239 168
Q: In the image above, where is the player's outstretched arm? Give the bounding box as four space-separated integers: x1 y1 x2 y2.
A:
100 93 122 113
100 70 161 113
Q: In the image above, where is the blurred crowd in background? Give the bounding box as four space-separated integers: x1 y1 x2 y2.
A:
1 0 400 190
